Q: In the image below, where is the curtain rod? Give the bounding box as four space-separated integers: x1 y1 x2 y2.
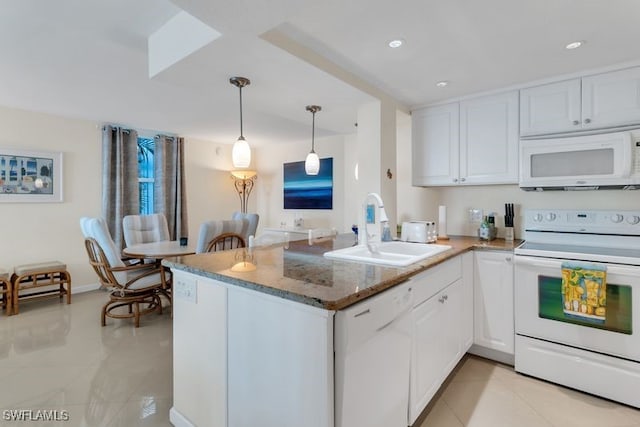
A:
102 125 131 134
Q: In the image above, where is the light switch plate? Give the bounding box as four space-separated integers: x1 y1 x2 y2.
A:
469 208 483 223
174 277 197 303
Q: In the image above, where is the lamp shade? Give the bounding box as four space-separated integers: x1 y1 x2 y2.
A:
305 151 320 175
232 137 251 168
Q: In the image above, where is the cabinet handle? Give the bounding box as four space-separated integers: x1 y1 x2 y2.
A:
443 294 448 300
572 120 580 125
354 309 370 318
505 256 512 262
438 296 446 303
453 178 458 183
584 118 591 124
460 177 466 182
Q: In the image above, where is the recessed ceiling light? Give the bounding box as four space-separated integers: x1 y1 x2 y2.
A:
565 40 585 50
435 81 449 88
388 39 404 48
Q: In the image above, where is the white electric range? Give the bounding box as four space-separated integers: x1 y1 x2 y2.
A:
514 209 640 408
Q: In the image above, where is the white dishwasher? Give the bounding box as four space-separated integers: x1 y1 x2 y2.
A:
335 281 414 427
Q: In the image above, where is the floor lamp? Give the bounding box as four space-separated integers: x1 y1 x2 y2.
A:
231 170 257 214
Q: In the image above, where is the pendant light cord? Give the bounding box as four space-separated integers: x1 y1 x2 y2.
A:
311 110 315 152
239 85 244 139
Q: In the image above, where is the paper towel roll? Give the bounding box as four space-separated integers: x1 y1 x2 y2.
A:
438 205 449 240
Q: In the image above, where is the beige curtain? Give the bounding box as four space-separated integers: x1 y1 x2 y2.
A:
102 125 139 251
154 135 188 240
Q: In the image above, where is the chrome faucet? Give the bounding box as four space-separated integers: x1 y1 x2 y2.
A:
363 192 389 254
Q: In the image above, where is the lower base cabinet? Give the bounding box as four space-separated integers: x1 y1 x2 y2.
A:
472 251 515 357
409 253 473 424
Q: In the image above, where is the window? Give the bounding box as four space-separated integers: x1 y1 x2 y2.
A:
137 137 154 214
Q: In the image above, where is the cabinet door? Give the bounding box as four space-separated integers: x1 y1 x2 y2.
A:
473 251 515 355
582 67 640 129
409 280 465 424
441 279 464 375
461 252 474 351
409 293 445 423
459 91 519 185
520 79 581 136
412 103 459 186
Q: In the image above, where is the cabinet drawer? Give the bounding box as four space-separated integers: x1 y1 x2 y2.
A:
410 256 462 306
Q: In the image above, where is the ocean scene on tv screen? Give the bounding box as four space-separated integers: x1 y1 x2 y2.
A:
283 157 333 210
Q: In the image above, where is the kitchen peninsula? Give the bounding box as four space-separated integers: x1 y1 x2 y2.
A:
164 235 519 427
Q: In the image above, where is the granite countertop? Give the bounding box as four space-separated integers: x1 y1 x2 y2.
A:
163 234 522 311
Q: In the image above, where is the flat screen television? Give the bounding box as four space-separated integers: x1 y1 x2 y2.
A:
283 157 333 210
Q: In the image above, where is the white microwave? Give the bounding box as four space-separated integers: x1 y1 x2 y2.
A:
519 131 640 191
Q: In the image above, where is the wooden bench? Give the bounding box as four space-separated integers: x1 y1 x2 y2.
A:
11 261 71 314
0 268 11 316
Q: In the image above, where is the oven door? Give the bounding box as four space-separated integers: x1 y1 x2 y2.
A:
515 255 640 361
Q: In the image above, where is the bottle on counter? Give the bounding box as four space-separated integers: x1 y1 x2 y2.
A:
381 222 392 242
479 216 491 241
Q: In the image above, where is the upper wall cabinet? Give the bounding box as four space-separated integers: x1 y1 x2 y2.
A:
520 66 640 136
412 103 459 186
412 91 519 186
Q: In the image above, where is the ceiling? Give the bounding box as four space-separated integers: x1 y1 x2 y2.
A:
2 0 640 147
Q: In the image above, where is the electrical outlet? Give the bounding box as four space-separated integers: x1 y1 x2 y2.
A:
174 277 197 303
469 208 483 223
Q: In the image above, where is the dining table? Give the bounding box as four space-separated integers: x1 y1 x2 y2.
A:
122 240 197 260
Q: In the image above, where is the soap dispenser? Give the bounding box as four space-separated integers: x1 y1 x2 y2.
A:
381 222 392 242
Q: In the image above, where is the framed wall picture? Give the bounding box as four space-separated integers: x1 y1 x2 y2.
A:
0 149 63 202
283 157 333 210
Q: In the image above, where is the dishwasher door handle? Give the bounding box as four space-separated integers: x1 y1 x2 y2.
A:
354 308 371 318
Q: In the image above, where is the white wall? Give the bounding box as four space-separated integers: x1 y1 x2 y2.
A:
254 135 347 232
438 184 640 239
0 106 102 287
183 138 239 241
396 110 439 227
0 106 235 288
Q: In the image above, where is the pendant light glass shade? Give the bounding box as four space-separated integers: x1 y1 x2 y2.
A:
230 77 251 169
232 136 251 168
305 105 322 176
305 151 320 175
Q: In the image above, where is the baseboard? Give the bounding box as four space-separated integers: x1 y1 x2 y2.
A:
169 407 195 427
468 344 515 366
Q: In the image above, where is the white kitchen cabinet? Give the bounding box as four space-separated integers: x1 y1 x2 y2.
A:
473 251 514 357
412 103 459 186
459 91 519 184
171 271 334 427
409 256 471 425
412 91 518 186
520 66 640 136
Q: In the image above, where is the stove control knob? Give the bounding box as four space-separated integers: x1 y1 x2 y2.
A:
611 214 624 223
546 213 557 222
627 215 640 225
533 213 543 222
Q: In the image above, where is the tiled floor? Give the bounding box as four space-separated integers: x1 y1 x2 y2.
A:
0 291 173 427
2 291 640 427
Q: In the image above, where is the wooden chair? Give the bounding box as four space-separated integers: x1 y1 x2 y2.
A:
205 233 246 252
122 213 171 246
195 219 248 253
81 217 170 327
0 268 12 316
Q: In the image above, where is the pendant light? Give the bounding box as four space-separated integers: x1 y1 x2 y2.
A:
230 77 251 168
305 105 321 175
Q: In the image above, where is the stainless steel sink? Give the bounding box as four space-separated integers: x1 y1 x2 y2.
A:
323 241 452 267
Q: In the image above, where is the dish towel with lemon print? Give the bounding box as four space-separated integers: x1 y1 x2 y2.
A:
561 261 607 322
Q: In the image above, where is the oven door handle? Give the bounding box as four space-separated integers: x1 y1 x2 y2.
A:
515 255 640 276
514 255 564 268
